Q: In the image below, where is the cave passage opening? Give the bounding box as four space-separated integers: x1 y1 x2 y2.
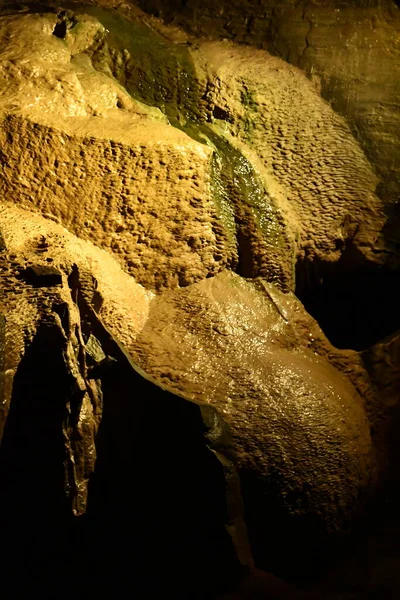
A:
295 247 400 351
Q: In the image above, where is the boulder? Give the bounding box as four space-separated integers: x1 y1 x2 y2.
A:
130 270 376 576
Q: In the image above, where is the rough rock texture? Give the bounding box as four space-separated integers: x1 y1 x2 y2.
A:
0 3 399 597
130 270 376 576
192 41 385 271
74 1 389 285
0 11 236 290
133 0 400 262
0 204 152 499
1 6 389 293
0 204 151 353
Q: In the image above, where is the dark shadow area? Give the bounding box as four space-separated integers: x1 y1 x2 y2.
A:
0 1 59 15
0 307 242 598
0 321 76 598
238 466 363 589
52 19 67 38
380 198 400 265
296 246 400 351
0 312 5 412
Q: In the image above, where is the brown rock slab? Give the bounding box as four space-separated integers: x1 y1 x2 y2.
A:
130 270 376 577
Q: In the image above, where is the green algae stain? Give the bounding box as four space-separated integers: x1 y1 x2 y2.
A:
204 129 286 250
240 87 257 111
210 150 237 241
72 5 204 125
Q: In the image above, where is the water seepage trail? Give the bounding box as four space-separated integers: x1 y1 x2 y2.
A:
71 5 291 286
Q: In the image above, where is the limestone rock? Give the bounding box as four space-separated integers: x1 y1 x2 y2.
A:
1 6 387 295
0 202 148 516
130 270 376 576
0 11 236 290
0 204 151 349
0 257 102 518
0 208 246 596
0 2 397 594
132 0 400 263
82 3 387 285
275 1 400 261
192 41 385 271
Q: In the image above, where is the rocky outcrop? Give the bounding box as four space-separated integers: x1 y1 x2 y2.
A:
0 6 389 294
0 12 236 290
0 209 247 597
132 0 400 263
0 205 149 507
130 270 376 576
0 204 381 590
0 3 399 597
191 41 385 272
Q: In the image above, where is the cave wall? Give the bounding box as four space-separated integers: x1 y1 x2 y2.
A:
133 0 400 261
0 2 399 597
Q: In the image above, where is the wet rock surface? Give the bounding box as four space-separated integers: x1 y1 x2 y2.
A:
130 271 376 578
0 2 399 599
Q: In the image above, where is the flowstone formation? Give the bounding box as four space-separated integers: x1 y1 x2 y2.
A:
134 0 400 262
0 3 399 598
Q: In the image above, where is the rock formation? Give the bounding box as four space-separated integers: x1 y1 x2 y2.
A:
133 0 400 262
0 2 399 598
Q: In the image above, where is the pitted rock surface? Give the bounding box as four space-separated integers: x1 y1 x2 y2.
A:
192 41 385 269
0 12 235 290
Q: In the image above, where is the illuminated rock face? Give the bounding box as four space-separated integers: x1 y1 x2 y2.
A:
0 12 235 290
134 0 400 259
130 270 376 575
0 214 244 595
0 2 398 596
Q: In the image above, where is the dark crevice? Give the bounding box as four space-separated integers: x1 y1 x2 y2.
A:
295 245 400 351
0 313 6 419
52 10 78 39
0 320 75 595
52 300 70 335
236 228 257 278
52 19 67 38
213 105 233 121
207 129 291 289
